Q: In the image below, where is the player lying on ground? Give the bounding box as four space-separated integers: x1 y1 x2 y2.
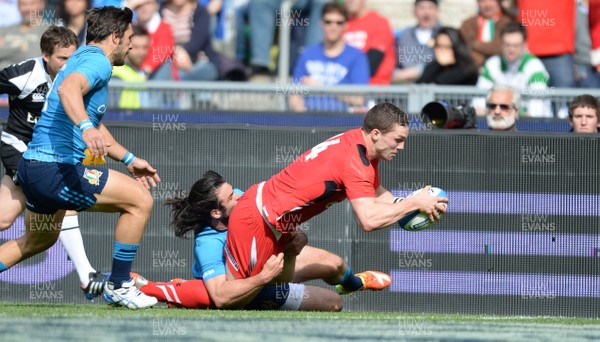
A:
0 7 160 309
0 26 107 299
224 103 447 283
131 171 391 310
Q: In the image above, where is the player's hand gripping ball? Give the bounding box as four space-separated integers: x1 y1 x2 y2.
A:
83 148 106 166
398 187 448 231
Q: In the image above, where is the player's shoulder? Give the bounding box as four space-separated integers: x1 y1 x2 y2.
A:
195 227 227 243
1 57 38 78
342 128 372 167
69 46 111 69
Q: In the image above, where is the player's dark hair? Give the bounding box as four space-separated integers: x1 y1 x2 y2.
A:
86 6 133 43
362 102 409 133
322 2 348 21
501 22 527 41
40 26 79 55
165 170 226 238
568 94 600 120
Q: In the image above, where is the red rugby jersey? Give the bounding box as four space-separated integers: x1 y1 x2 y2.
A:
260 128 380 233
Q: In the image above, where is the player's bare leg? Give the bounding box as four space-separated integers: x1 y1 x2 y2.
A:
86 169 157 308
0 210 65 268
294 246 391 295
293 246 346 284
299 285 343 311
0 175 25 230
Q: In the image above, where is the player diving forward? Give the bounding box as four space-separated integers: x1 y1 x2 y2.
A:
131 171 391 310
0 26 107 299
225 103 447 283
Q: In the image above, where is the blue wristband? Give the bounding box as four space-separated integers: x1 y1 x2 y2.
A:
121 151 136 166
78 119 93 133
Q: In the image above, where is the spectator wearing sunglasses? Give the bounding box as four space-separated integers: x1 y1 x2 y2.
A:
476 22 551 118
485 85 520 131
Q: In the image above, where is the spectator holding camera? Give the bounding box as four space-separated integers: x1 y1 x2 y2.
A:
568 94 599 133
416 27 478 85
485 85 520 131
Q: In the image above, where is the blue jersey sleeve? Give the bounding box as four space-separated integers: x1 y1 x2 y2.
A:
75 52 112 90
193 230 227 281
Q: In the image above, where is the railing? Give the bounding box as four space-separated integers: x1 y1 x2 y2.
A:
107 81 600 118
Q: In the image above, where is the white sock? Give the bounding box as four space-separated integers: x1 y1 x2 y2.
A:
59 215 96 287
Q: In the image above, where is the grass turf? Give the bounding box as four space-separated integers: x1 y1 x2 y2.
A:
0 302 598 324
1 302 599 341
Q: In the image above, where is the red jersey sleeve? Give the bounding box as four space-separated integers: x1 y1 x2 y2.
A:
342 145 378 200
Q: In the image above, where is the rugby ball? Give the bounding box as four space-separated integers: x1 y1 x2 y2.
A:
398 187 448 231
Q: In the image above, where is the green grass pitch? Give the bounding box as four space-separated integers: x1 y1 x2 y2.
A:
1 302 599 341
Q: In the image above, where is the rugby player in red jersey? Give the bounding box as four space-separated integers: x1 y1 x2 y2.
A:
225 103 448 293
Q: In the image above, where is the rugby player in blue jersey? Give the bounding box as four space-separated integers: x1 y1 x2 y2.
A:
0 26 109 300
0 6 160 309
132 171 391 311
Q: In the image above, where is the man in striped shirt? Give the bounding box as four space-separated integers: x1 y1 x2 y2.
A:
476 22 552 118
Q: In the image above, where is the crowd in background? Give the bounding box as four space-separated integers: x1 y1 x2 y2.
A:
0 0 599 118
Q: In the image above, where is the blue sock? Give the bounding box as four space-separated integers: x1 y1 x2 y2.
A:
0 261 8 273
339 267 364 292
109 241 140 288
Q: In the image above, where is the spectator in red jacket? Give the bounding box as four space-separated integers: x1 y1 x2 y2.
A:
128 0 178 80
517 0 575 88
343 0 395 85
590 0 600 72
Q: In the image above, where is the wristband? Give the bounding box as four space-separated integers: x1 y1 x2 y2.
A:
121 151 136 166
393 197 404 204
78 119 93 133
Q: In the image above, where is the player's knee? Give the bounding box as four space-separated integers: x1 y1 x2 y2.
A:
328 294 343 312
0 214 17 232
0 218 13 231
128 186 154 216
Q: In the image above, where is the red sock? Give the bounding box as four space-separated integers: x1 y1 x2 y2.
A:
140 280 213 309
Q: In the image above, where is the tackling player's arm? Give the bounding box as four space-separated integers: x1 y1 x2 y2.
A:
57 72 110 158
203 253 284 309
349 186 447 232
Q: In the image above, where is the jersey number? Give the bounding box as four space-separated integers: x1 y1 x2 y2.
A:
304 134 342 161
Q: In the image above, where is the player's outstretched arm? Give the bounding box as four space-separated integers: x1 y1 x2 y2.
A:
375 185 396 203
58 72 110 158
98 124 160 189
350 185 448 232
205 253 284 309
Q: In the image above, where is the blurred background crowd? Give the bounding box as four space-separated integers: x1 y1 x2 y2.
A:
0 0 598 119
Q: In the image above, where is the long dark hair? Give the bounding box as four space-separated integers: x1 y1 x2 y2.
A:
435 26 477 73
164 170 226 238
